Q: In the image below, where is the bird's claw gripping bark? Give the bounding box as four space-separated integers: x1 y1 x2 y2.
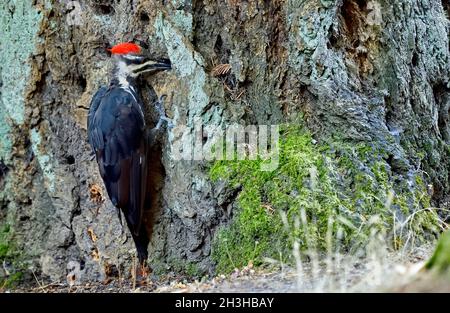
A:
135 261 151 287
154 95 174 130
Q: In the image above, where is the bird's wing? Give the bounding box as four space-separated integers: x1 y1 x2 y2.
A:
87 86 108 149
88 87 147 235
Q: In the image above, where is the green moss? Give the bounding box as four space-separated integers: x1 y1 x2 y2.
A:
210 123 441 274
0 223 24 288
0 224 12 258
152 257 203 278
0 243 8 258
2 272 23 289
184 262 202 278
425 230 450 275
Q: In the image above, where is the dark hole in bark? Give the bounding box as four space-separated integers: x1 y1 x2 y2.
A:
341 0 366 45
78 76 87 91
214 35 231 64
94 4 114 15
220 185 241 217
411 52 419 67
385 153 407 175
79 259 86 270
356 0 367 10
104 263 119 277
140 12 150 22
20 216 30 222
238 78 252 89
328 33 339 49
442 1 450 19
66 155 75 165
0 160 8 183
214 35 223 54
435 83 450 142
26 146 35 167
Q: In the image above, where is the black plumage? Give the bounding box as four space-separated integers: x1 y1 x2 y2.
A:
88 83 150 263
87 43 171 269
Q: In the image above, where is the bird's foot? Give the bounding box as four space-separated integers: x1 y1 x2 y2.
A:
89 151 96 161
135 262 152 287
154 94 167 116
153 94 174 130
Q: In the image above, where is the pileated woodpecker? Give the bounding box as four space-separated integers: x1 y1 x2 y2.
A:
87 42 171 268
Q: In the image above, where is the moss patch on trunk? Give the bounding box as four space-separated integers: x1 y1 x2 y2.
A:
0 223 23 288
210 123 442 274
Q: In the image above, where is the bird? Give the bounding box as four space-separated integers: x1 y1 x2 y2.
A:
87 42 171 275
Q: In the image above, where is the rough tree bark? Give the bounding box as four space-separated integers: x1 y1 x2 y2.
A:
0 0 448 283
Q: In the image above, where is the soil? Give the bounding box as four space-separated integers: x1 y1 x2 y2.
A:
5 246 450 293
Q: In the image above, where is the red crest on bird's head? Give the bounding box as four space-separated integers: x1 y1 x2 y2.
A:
107 42 142 55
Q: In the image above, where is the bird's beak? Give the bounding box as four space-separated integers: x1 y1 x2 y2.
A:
144 58 172 71
129 57 172 76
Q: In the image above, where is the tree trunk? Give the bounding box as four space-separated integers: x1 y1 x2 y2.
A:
0 0 448 283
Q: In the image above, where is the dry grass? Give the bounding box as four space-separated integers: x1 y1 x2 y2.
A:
211 63 232 77
258 203 449 292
